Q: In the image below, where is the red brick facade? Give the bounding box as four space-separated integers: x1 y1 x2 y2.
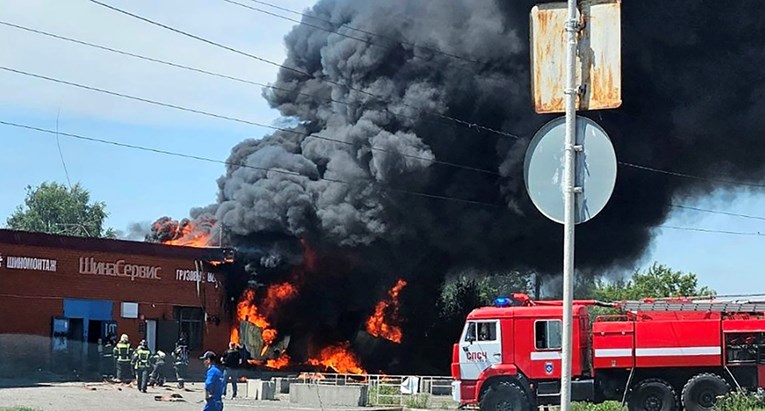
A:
0 229 234 376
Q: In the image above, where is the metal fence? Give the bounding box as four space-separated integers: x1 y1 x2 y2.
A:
295 372 455 407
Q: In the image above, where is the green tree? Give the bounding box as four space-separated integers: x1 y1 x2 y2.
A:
593 262 714 302
6 182 115 238
440 271 534 318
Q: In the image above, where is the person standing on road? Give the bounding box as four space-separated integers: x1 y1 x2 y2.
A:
200 351 224 411
101 336 115 381
221 342 242 399
113 334 133 383
131 340 152 393
173 336 189 389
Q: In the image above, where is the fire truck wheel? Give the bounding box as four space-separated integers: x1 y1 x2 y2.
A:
479 381 531 411
627 378 679 411
681 373 730 411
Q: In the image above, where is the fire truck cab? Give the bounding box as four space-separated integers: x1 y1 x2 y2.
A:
451 293 765 411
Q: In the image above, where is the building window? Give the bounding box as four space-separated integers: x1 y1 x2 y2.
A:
174 307 204 350
535 320 562 349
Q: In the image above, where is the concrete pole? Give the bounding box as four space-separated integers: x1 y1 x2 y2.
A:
560 0 579 410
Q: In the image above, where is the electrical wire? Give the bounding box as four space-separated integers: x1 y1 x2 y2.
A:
222 0 482 65
9 122 765 234
0 120 503 208
0 65 501 177
7 67 765 229
668 204 765 222
659 225 765 237
86 0 521 139
619 161 765 189
0 20 441 132
5 18 764 232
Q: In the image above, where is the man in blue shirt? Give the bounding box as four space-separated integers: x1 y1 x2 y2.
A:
199 351 225 411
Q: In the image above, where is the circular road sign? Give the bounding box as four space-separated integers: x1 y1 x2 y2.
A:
523 116 617 225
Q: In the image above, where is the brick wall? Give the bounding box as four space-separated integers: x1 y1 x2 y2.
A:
0 237 234 375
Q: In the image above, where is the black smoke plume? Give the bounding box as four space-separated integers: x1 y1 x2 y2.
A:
150 0 765 373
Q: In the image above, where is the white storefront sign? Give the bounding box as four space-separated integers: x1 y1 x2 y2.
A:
175 269 217 283
79 257 161 280
0 253 57 272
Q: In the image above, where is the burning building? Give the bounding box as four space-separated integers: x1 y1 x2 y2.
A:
0 229 233 377
146 0 765 375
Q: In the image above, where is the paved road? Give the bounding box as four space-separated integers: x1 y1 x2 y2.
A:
0 381 391 411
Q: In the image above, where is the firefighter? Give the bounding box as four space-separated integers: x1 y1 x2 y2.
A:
100 337 115 380
113 334 133 383
131 339 152 393
148 350 167 387
172 336 189 389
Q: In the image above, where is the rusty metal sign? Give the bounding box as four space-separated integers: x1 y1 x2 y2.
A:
530 0 622 113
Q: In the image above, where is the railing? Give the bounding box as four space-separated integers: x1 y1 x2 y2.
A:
295 372 455 407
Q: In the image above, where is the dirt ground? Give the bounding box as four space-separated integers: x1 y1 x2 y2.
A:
0 380 390 411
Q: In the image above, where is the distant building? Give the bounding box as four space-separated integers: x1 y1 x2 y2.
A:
0 229 233 377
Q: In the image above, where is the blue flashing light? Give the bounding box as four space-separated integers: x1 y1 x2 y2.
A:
494 297 512 307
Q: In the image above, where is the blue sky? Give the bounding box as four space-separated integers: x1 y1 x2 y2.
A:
1 0 763 295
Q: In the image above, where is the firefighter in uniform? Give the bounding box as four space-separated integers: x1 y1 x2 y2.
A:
172 336 189 389
132 339 152 393
113 334 133 383
148 350 167 387
100 337 115 380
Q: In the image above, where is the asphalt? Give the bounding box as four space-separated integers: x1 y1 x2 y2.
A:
0 381 414 411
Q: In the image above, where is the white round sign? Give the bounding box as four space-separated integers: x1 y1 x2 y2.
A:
523 116 617 224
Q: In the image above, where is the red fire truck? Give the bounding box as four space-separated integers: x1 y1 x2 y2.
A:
451 293 765 411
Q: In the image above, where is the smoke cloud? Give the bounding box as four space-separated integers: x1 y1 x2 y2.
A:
155 0 765 372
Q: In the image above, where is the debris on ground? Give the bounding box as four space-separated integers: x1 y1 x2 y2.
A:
154 393 185 402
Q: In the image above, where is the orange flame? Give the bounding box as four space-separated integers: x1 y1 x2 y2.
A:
230 288 278 347
230 286 295 365
261 282 298 317
365 279 407 343
299 238 317 272
227 240 318 370
298 372 326 380
266 354 291 369
230 325 240 345
307 343 366 374
153 218 216 247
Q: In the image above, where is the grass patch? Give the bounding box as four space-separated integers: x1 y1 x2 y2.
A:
368 384 401 406
0 408 43 411
564 391 765 411
713 390 765 411
404 393 431 409
570 401 625 411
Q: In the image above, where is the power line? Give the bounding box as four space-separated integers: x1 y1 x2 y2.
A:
86 0 520 139
659 225 765 237
222 0 372 46
0 20 461 143
224 0 482 65
8 61 765 226
619 161 765 189
10 123 765 234
0 65 500 177
0 120 503 208
668 204 765 222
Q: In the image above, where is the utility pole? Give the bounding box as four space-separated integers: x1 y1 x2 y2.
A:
527 2 621 409
560 0 580 409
